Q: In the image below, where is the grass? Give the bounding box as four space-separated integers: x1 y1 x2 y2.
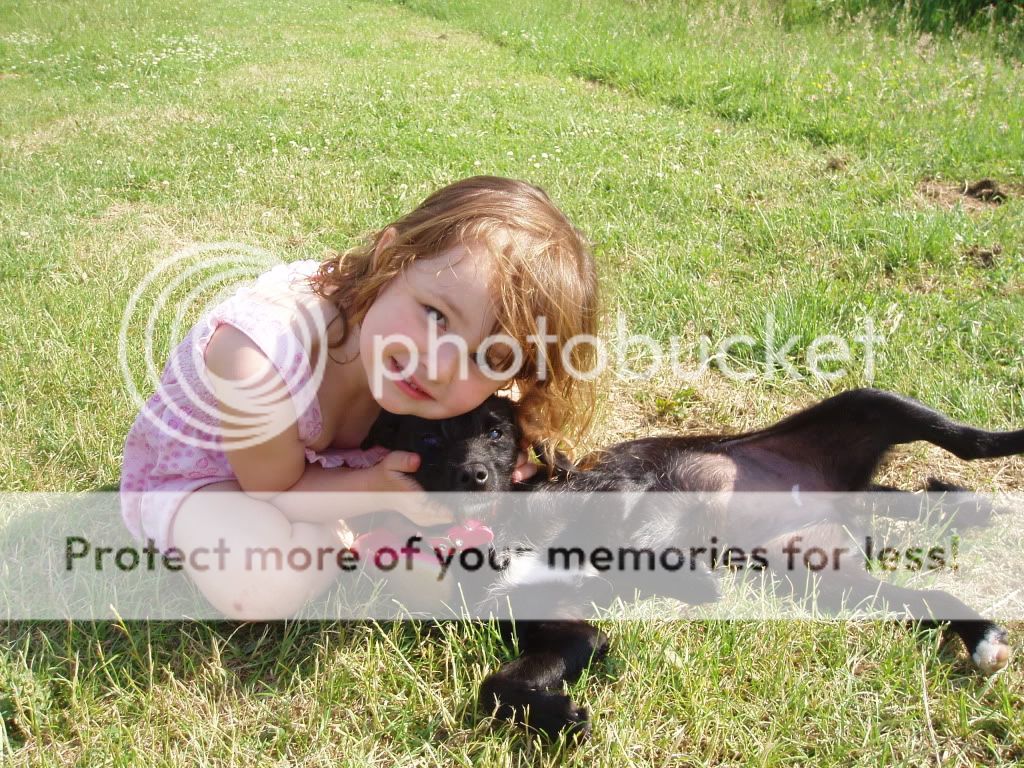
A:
1 0 1022 764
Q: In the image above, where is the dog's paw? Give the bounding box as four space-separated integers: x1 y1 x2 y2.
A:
971 626 1011 674
526 692 591 741
561 703 591 742
924 479 997 527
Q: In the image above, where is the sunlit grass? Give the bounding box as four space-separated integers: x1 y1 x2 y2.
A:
1 0 1022 764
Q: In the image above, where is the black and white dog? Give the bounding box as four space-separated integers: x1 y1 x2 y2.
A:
364 389 1021 738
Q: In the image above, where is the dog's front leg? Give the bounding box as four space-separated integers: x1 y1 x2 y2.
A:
478 619 609 740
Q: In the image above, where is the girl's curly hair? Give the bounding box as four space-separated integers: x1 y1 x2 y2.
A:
308 176 600 462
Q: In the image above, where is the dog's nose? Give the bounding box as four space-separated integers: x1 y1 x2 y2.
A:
457 463 490 491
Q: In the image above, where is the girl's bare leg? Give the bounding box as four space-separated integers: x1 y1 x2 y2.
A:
172 480 352 619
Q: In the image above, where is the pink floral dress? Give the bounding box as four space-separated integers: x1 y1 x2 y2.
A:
119 259 387 552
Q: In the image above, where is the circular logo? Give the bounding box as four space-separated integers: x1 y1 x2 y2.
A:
118 243 328 451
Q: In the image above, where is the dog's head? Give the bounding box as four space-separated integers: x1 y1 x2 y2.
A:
363 396 521 492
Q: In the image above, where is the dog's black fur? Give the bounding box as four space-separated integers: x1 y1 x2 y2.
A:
364 388 1022 739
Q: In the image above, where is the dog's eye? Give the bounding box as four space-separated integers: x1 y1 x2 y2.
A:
488 428 503 440
419 433 442 448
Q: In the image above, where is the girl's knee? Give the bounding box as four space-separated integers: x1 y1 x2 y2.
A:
206 576 316 620
172 489 336 620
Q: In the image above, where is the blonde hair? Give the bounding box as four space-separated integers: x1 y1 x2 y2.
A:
309 176 599 461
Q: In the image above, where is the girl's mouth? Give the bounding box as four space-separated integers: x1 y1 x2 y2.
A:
389 356 434 400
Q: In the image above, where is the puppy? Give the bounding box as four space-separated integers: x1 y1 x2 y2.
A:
364 388 1022 738
364 396 523 493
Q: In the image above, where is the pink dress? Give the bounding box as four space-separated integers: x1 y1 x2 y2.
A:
119 259 387 552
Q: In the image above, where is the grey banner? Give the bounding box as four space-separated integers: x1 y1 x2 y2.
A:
1 491 1020 621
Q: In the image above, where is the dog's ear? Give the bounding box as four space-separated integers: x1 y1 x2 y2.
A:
362 409 403 449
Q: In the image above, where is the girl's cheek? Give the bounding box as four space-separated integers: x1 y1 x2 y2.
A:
467 368 507 398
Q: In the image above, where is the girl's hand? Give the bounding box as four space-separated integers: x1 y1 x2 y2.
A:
512 450 539 483
367 450 426 494
365 451 454 527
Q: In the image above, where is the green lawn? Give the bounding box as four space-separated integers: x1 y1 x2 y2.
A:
1 0 1022 764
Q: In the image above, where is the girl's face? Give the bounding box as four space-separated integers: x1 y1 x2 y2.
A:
359 243 513 419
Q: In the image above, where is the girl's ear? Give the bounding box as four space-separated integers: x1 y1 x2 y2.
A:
373 226 399 261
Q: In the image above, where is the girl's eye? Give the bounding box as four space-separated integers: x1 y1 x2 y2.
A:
425 305 448 331
487 428 503 440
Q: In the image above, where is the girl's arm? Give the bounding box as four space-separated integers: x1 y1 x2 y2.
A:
204 325 452 526
204 324 307 493
259 451 453 526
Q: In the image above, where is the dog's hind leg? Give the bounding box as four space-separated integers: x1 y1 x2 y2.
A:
808 571 1011 674
865 479 997 527
727 388 1024 490
478 619 609 740
758 526 1011 674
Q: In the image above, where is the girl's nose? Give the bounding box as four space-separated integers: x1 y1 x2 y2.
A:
427 342 465 385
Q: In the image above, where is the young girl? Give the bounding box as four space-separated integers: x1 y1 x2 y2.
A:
120 176 600 619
